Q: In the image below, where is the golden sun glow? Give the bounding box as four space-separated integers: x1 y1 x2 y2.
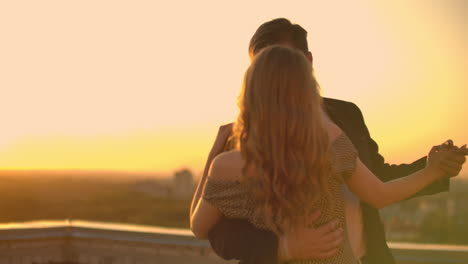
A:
0 0 466 176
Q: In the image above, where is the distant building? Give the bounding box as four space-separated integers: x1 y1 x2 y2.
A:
131 169 195 200
173 169 194 199
133 180 171 198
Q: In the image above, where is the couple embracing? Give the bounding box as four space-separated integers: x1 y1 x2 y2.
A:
190 18 467 264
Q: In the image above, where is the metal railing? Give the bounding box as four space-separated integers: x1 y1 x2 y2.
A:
0 220 467 264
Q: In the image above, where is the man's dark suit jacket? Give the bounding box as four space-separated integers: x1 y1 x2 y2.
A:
206 98 449 264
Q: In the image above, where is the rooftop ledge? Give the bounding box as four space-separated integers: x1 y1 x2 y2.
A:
0 220 199 246
0 220 467 264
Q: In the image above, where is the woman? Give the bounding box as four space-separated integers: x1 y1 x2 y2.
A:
190 45 460 263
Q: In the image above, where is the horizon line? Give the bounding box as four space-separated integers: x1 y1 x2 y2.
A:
0 168 196 177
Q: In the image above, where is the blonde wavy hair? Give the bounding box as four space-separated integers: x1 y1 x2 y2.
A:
233 45 332 234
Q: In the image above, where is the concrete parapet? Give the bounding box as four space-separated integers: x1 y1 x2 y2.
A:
0 220 234 263
0 220 467 263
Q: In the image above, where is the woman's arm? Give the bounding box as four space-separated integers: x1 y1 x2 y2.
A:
190 124 233 217
344 102 457 196
190 155 227 239
191 196 223 239
346 146 453 209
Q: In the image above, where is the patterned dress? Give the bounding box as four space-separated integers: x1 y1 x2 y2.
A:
203 133 359 264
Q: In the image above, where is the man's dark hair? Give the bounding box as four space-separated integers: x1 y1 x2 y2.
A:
249 18 309 57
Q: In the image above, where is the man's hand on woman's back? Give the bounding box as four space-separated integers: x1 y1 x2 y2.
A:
280 210 342 261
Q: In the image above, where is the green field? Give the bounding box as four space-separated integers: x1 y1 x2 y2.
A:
0 173 190 228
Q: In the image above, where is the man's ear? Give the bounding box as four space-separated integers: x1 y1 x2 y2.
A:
306 51 313 64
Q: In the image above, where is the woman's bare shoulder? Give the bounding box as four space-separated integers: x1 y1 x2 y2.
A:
322 111 344 142
208 150 244 181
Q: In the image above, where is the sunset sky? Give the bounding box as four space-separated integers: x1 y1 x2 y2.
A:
0 0 467 176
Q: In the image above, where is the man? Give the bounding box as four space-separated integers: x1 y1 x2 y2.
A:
190 18 466 264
